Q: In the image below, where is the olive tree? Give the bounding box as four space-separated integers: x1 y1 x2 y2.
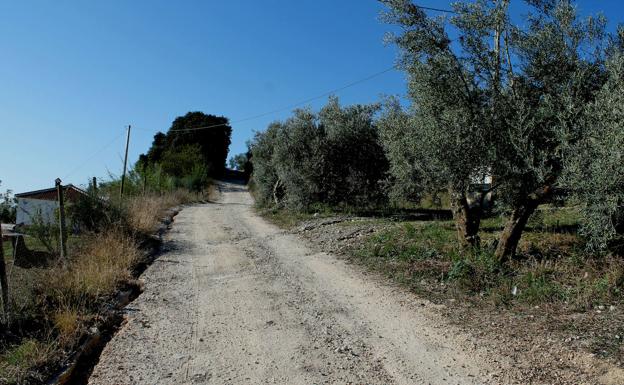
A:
319 97 388 206
380 0 608 260
272 108 326 209
250 122 283 207
565 32 624 251
380 0 499 248
250 98 388 210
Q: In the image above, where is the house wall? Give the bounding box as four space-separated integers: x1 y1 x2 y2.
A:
16 198 59 226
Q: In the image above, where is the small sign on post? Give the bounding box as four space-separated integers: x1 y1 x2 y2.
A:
56 178 68 262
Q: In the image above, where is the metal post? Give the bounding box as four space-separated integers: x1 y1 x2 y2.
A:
0 223 10 325
56 178 68 261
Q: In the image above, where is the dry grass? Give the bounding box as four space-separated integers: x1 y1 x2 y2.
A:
0 187 212 383
125 189 206 234
52 307 84 348
0 339 57 385
42 230 140 304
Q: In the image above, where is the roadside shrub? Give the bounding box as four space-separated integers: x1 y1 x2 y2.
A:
250 97 388 211
25 212 59 255
67 194 121 232
249 123 282 207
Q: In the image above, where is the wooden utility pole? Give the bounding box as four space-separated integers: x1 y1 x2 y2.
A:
56 178 68 261
120 125 131 200
92 177 98 196
0 223 10 325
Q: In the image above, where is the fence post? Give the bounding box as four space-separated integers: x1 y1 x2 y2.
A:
56 178 68 262
0 223 10 325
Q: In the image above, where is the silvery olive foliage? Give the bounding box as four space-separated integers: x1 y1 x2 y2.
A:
379 1 492 197
380 0 611 259
565 45 624 251
250 121 283 207
250 97 388 210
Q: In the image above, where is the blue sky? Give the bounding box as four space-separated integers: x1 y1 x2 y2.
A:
0 1 621 193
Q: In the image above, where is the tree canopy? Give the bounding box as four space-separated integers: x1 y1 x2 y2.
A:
138 112 232 191
565 34 624 252
379 0 612 260
251 97 388 210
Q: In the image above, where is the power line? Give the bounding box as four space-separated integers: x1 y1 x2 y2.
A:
414 4 457 14
62 130 125 180
160 65 397 134
61 65 397 181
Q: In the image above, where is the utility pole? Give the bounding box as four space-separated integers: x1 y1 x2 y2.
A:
120 125 131 200
56 178 68 262
0 223 10 325
92 177 97 196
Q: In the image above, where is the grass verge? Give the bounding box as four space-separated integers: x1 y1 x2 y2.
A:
0 189 206 384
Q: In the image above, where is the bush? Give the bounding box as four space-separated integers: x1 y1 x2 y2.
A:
67 193 121 233
249 122 285 207
250 97 388 211
25 211 60 255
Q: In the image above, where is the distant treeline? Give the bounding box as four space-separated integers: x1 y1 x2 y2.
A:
250 0 624 261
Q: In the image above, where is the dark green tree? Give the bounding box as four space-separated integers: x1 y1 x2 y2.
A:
0 186 16 223
141 112 232 179
229 153 249 171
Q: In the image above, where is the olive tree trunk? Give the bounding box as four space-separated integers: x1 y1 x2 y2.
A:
450 189 482 248
494 199 538 262
495 183 554 262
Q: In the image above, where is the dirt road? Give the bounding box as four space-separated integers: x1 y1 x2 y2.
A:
89 181 502 384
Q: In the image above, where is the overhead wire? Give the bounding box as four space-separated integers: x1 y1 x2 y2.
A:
162 65 397 134
62 130 125 180
413 4 457 14
60 64 399 180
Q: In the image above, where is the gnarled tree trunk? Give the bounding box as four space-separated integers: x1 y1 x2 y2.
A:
450 189 482 248
494 199 538 262
495 183 554 262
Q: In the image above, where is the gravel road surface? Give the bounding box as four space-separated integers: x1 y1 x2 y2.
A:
89 180 501 385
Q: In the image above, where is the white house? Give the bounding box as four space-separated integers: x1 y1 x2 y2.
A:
15 185 88 226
